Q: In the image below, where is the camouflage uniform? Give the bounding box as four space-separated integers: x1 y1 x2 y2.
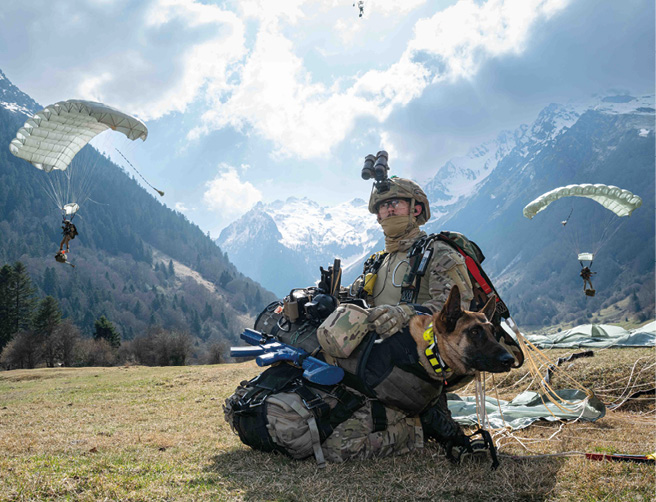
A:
368 235 474 312
353 177 474 451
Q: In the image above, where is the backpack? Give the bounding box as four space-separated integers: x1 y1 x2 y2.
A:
223 364 423 467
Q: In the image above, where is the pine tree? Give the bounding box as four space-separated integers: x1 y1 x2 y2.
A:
93 315 121 348
191 309 202 335
168 259 175 277
42 267 58 297
0 262 37 351
0 265 13 351
33 296 62 367
202 302 213 321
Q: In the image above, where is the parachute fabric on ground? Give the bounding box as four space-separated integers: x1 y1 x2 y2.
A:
522 184 642 220
9 99 148 216
448 389 606 430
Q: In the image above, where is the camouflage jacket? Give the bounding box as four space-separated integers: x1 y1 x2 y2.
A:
363 232 474 313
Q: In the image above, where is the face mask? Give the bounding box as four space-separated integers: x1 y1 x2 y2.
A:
380 215 413 239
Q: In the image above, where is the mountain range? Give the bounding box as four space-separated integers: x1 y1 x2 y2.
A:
219 93 655 329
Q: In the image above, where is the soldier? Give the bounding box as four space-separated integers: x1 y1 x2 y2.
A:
580 266 596 295
347 176 478 452
355 177 475 331
59 219 78 252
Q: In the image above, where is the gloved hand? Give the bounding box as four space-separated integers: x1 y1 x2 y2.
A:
366 304 415 338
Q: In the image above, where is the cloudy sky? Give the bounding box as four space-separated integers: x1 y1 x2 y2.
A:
1 0 653 236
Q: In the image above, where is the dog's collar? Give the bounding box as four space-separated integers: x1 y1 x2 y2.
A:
422 323 453 382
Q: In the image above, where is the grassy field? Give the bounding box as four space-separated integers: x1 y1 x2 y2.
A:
1 347 654 501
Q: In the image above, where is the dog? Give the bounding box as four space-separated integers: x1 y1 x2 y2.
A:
409 284 516 378
407 285 515 467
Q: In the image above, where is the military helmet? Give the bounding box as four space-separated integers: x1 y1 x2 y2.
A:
368 177 431 225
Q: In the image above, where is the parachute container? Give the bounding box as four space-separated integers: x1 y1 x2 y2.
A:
578 253 594 262
63 203 80 216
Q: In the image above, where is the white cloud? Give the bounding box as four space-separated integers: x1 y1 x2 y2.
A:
190 21 429 158
3 0 246 120
190 0 569 159
203 164 262 219
407 0 570 81
175 202 190 212
6 0 571 160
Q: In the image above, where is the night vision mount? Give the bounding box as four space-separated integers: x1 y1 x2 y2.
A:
361 150 391 193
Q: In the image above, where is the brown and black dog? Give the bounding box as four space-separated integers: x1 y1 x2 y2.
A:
409 284 516 378
407 285 515 467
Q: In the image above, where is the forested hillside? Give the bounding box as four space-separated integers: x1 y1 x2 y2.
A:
0 72 276 362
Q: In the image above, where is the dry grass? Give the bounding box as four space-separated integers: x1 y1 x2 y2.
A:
1 349 654 501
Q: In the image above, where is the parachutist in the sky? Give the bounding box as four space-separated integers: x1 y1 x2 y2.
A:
60 219 78 252
353 1 364 17
580 266 596 296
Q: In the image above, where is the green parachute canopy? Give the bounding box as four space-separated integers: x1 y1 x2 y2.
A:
523 184 642 220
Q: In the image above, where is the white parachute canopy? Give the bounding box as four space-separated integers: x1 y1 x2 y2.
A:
9 100 148 215
523 184 642 220
523 184 643 262
9 100 147 172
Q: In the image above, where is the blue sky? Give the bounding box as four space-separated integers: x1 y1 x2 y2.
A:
1 0 653 236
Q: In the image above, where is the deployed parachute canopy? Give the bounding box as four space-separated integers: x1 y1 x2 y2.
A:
523 184 642 220
9 100 147 173
523 184 642 295
9 100 148 217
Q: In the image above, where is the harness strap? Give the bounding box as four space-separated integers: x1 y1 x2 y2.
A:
455 250 493 295
370 400 388 432
288 397 326 468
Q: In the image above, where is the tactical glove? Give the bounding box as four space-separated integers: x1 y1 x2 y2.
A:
366 304 415 338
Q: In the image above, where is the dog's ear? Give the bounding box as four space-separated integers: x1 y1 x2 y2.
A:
480 293 496 321
435 285 462 333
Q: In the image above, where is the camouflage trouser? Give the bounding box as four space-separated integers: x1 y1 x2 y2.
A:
322 400 424 463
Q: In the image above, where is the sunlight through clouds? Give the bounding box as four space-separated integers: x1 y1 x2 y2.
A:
407 0 571 81
190 0 570 158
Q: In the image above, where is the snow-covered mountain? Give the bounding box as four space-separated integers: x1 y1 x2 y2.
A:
424 95 652 227
218 93 654 327
217 197 382 296
0 69 40 116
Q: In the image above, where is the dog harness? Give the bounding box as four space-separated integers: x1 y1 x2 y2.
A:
422 323 454 384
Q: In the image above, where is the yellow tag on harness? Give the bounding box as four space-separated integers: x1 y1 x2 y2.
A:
363 273 377 295
423 324 434 342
